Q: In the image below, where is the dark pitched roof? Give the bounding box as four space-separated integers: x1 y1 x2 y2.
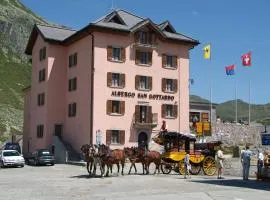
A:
25 9 199 55
25 24 76 55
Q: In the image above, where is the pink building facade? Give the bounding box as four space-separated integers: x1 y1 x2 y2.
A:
23 10 199 155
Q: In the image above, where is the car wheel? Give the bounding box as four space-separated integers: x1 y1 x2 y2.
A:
21 164 24 168
34 160 38 166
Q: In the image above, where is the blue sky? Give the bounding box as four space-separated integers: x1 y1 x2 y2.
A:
21 0 270 104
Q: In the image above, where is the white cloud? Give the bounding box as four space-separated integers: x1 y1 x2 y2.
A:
192 10 199 16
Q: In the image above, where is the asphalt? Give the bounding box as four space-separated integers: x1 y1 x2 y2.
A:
0 164 269 200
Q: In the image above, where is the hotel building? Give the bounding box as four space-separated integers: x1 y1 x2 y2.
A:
23 10 199 155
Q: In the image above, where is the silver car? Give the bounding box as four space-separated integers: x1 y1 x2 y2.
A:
0 150 25 168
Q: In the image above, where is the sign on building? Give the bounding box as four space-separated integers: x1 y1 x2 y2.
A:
262 134 270 145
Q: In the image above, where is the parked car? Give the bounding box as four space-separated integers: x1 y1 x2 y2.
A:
27 149 55 166
0 150 25 168
4 142 21 154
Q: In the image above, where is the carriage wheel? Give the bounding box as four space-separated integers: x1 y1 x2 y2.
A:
190 163 201 175
202 156 217 176
178 160 185 175
161 163 172 174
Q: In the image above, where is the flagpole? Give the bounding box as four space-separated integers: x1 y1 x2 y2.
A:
248 79 251 125
235 79 237 123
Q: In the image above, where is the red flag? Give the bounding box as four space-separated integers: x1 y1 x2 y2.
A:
241 52 251 66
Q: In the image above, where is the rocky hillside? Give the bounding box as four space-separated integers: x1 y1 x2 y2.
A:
0 0 48 142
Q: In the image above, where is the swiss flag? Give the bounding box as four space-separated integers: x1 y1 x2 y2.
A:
241 52 251 66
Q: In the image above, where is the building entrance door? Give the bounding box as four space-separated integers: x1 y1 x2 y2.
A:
55 124 63 139
138 132 148 149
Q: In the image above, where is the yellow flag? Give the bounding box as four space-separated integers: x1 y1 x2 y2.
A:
203 44 211 59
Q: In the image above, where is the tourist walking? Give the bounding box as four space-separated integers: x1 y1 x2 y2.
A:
241 146 252 180
216 146 224 179
184 152 191 179
257 149 264 179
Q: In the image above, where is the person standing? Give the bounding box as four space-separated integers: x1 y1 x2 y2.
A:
184 152 191 179
241 146 252 180
257 149 264 179
216 146 225 179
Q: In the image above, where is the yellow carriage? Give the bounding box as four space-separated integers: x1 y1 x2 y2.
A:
154 132 221 176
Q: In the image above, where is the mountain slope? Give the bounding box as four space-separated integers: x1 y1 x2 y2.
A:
0 0 49 142
190 95 270 123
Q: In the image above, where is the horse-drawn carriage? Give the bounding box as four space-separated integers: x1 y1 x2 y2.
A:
153 131 222 176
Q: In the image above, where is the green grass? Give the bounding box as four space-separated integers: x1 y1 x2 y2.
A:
0 50 31 142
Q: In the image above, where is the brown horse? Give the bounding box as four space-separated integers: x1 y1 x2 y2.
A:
135 147 161 175
99 144 125 176
124 147 144 174
80 144 94 175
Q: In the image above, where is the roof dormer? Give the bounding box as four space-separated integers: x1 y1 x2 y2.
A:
104 11 126 25
158 21 176 33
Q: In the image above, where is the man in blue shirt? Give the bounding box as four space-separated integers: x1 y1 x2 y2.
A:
241 146 252 180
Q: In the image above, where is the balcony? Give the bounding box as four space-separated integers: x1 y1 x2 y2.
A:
133 113 158 128
134 32 158 49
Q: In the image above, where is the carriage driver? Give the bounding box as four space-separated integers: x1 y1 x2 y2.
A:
159 120 168 136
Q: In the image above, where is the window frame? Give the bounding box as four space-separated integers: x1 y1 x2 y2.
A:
37 93 45 106
112 47 121 61
37 124 44 138
111 73 120 87
68 103 77 117
139 76 149 90
69 53 77 68
166 79 173 92
68 77 77 92
111 130 120 144
166 104 174 117
112 100 120 114
39 69 46 82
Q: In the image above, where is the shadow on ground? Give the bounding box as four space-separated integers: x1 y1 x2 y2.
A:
189 178 270 191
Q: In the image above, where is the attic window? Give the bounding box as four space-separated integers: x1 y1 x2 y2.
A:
110 16 122 24
164 25 175 33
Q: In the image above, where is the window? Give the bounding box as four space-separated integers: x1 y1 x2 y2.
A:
166 79 173 92
162 104 178 118
135 31 155 45
68 103 77 117
112 47 121 61
140 76 148 90
68 77 77 91
69 53 77 68
135 105 152 123
167 56 173 67
162 55 177 68
112 73 120 87
106 130 125 145
107 100 125 115
162 78 177 93
135 50 152 65
107 72 125 88
39 69 45 82
37 93 45 106
166 105 173 117
140 31 148 44
140 52 148 64
107 46 125 62
37 125 44 138
135 75 152 91
111 130 120 144
39 47 46 61
112 101 120 113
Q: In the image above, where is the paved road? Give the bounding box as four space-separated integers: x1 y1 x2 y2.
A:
0 164 269 200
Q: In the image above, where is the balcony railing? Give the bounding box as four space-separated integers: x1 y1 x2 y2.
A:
133 113 158 128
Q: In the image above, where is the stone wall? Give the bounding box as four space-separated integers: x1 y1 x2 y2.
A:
207 123 261 147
